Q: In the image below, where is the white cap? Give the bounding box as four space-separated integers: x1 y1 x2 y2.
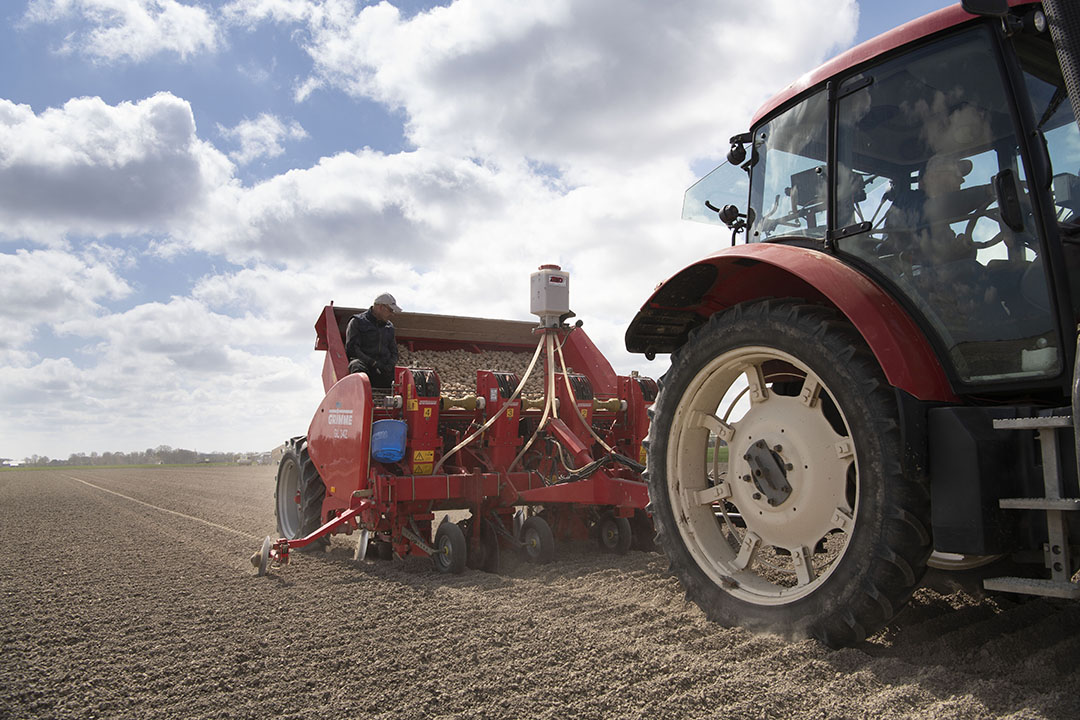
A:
373 292 402 313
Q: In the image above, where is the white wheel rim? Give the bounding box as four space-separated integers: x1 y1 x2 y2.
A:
667 345 858 604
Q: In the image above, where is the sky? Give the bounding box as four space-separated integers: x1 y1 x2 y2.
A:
0 0 952 460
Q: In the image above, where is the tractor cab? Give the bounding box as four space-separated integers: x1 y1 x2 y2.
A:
688 2 1080 390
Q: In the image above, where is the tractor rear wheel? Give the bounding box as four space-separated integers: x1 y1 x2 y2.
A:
646 299 931 647
275 437 329 551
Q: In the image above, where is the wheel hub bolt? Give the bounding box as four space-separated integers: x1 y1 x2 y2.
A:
752 492 762 500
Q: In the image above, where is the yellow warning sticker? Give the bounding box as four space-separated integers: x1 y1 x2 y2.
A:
506 407 515 418
639 446 647 466
413 462 433 475
408 399 418 411
413 450 434 462
423 407 432 418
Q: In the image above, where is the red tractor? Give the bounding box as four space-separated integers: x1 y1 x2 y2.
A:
627 0 1080 646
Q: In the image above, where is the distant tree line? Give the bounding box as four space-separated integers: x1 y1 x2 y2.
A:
12 445 271 467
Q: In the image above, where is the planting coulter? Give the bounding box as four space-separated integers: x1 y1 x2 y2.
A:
254 265 655 575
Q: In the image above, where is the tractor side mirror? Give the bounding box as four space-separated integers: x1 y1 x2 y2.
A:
727 132 753 168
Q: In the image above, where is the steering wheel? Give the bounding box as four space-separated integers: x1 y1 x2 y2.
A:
964 196 1005 250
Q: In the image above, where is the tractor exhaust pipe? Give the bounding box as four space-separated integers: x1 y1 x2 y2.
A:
1043 0 1080 134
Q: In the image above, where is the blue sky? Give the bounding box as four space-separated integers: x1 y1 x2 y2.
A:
0 0 950 460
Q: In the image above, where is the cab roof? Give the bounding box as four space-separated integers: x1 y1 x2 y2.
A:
751 1 1035 126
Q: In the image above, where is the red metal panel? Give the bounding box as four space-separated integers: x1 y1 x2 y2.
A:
307 372 374 517
559 327 619 397
647 244 957 402
386 472 502 503
315 305 350 394
751 1 1035 126
614 375 655 467
475 370 524 469
554 373 595 449
399 367 442 475
515 476 649 507
546 416 593 468
320 352 338 397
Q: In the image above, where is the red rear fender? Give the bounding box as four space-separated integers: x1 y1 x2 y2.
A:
625 244 956 402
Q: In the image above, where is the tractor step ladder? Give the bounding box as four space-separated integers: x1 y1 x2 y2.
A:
984 414 1080 599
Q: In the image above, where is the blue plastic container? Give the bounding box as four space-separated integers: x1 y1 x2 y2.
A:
371 419 407 463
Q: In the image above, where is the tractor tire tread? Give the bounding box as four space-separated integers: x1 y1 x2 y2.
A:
647 298 932 648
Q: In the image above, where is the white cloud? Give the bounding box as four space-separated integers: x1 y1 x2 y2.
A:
0 248 131 350
23 0 221 63
0 93 234 244
228 0 858 173
218 113 309 165
0 295 324 457
182 147 539 263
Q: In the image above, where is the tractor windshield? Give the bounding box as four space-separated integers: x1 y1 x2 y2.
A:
833 25 1061 384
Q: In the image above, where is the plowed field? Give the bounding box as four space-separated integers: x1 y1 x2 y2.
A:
2 466 1079 719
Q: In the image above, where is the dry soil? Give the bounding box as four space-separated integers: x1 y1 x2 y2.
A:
2 466 1079 719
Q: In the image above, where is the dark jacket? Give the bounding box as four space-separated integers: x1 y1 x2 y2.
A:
345 308 398 373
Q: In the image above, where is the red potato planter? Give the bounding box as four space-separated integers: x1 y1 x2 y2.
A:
255 266 656 575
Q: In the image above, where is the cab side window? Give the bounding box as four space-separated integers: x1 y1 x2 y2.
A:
835 27 1059 384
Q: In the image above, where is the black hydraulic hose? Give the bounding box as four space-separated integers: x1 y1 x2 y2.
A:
554 452 646 484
